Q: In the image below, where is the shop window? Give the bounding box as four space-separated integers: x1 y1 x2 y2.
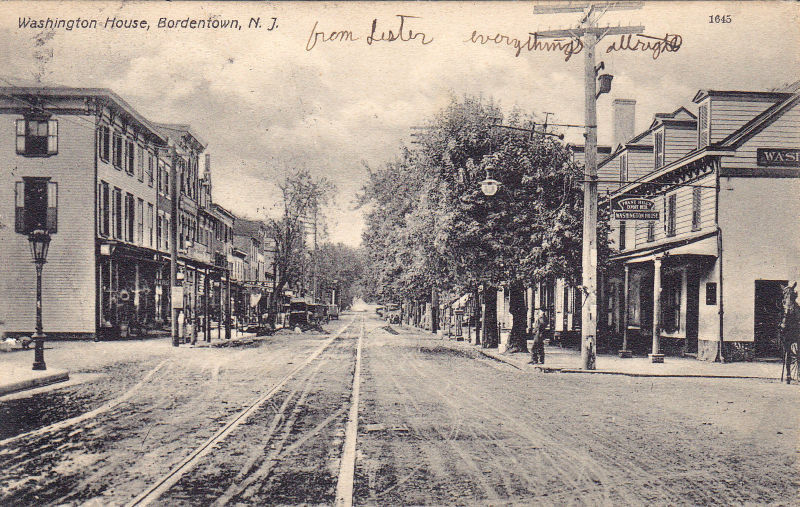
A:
16 118 57 156
662 270 682 333
627 273 642 327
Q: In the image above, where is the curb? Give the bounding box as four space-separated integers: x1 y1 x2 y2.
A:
0 369 70 397
471 347 777 380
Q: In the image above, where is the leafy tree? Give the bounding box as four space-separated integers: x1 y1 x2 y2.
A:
361 95 609 352
311 242 365 310
265 169 334 324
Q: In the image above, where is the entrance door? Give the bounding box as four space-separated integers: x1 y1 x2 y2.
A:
754 280 787 358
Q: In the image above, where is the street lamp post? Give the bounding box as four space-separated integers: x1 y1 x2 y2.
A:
28 229 51 370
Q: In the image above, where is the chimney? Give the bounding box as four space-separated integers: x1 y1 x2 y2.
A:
612 99 636 149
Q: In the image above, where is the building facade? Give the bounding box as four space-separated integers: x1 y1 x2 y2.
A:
0 86 235 340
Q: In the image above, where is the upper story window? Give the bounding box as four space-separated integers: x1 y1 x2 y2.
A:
647 218 655 243
125 139 135 175
698 103 710 148
654 130 665 169
16 117 57 157
666 193 677 237
112 132 123 169
137 146 145 182
15 177 57 233
692 187 702 231
147 153 154 187
98 125 110 162
619 153 628 182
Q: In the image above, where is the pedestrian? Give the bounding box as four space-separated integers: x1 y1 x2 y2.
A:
529 313 547 364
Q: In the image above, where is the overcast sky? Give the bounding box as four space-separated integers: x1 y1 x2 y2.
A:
0 1 797 246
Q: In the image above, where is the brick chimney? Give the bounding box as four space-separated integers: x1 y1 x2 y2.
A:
612 99 636 149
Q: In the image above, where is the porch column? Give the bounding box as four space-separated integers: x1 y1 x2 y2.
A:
619 264 632 357
650 256 665 363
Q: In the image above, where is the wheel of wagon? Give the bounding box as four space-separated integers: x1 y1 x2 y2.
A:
789 342 800 383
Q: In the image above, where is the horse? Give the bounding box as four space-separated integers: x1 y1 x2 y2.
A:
780 282 800 384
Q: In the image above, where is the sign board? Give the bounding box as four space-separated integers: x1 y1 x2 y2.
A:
613 198 659 221
171 286 184 308
757 148 800 167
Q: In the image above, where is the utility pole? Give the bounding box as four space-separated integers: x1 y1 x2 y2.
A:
167 146 180 347
534 2 643 369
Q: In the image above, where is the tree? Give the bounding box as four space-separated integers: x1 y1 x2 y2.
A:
361 94 608 352
265 169 334 325
312 242 365 310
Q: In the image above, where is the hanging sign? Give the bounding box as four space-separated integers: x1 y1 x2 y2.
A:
613 198 659 220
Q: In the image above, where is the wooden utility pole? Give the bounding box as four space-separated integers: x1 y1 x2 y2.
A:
534 2 643 369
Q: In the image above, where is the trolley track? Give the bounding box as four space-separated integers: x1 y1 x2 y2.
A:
127 317 356 507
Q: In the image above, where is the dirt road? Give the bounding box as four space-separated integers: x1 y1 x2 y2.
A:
1 313 799 505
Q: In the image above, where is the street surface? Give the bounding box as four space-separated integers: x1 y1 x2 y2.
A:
1 312 799 505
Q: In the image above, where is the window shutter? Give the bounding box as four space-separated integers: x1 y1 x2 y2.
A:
47 120 58 154
698 104 709 147
16 119 26 154
47 181 58 233
15 181 25 233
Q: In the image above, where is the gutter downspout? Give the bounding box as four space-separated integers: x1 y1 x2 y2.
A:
715 158 725 362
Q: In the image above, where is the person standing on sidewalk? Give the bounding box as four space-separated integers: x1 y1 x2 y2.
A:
529 313 547 364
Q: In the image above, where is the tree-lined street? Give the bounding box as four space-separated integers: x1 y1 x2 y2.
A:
2 312 799 505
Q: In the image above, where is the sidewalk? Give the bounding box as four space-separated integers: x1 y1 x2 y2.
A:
452 339 783 380
178 326 259 348
0 358 69 397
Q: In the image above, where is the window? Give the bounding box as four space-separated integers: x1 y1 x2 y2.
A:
99 181 110 236
137 198 144 245
147 203 154 247
692 187 702 231
619 220 627 250
661 270 682 333
125 193 135 242
666 194 677 237
698 103 709 148
164 166 170 196
164 218 170 250
137 146 145 181
705 282 717 305
147 153 154 187
647 220 655 242
113 188 122 239
654 130 665 168
98 125 110 162
125 140 135 175
15 177 57 233
619 153 628 182
112 133 123 169
627 273 642 327
156 214 163 249
16 118 57 156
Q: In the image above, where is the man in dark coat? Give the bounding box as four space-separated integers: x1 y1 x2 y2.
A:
529 313 547 364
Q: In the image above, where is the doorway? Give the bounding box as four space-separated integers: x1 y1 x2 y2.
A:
754 280 787 358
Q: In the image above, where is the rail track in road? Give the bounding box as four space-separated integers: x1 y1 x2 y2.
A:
127 316 359 507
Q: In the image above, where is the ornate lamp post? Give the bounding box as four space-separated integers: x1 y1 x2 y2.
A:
28 229 51 370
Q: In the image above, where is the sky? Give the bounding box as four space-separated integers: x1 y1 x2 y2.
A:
0 1 797 246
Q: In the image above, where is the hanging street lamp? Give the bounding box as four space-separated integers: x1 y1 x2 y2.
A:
479 163 500 197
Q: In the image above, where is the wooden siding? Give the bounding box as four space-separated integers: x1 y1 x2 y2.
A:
710 98 778 143
721 101 800 170
634 173 716 248
0 112 97 334
597 151 623 193
627 149 654 181
665 126 696 165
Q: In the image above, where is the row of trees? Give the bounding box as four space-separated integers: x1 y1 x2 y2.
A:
360 95 609 352
264 169 363 323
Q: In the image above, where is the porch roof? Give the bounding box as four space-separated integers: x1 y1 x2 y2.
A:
610 230 718 264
